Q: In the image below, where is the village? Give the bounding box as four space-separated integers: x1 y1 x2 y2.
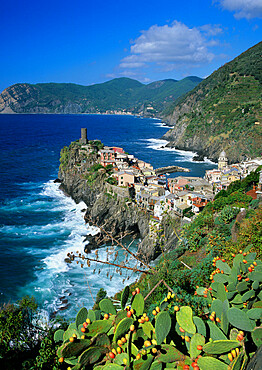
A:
79 128 262 222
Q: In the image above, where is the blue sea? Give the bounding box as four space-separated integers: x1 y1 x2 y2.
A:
0 114 215 320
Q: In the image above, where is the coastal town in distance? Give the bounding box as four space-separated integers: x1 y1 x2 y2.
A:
76 128 262 222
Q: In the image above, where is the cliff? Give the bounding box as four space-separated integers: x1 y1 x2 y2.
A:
0 77 201 115
161 41 262 163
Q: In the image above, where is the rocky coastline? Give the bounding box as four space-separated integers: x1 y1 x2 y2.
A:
57 141 181 262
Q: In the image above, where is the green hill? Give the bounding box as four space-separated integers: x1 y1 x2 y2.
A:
0 76 202 115
162 42 262 163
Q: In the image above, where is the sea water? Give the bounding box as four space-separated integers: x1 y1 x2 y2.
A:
0 114 215 319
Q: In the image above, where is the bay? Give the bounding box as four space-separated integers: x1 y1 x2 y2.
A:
0 114 215 319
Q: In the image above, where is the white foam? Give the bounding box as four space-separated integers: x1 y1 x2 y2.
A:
18 180 140 320
143 138 215 164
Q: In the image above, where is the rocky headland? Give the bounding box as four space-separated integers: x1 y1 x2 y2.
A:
57 140 181 262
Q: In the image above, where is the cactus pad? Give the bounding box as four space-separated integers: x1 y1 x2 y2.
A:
155 311 171 345
157 344 185 363
86 319 112 337
78 345 107 366
202 340 240 354
197 356 228 369
54 329 64 343
131 293 144 316
99 298 117 315
61 340 91 358
176 306 196 335
113 317 133 342
189 333 205 359
76 307 88 327
121 285 129 310
227 307 255 331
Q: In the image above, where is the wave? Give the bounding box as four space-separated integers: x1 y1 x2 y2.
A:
17 180 139 320
142 138 216 164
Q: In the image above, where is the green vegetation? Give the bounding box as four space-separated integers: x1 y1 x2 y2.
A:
54 251 261 369
0 77 202 114
163 41 262 161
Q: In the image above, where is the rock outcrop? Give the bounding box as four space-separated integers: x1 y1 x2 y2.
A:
58 141 181 262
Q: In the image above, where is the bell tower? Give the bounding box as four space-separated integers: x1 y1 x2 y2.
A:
218 150 228 170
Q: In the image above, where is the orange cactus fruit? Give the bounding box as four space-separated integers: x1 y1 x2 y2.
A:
174 306 180 312
104 313 109 320
185 336 190 342
69 337 74 342
86 318 91 324
123 358 128 365
135 287 140 294
144 340 151 347
127 310 132 318
152 310 157 316
197 345 203 350
179 327 185 333
253 261 257 266
112 348 117 355
228 353 233 361
109 352 115 359
58 357 64 363
243 259 247 264
117 347 122 354
130 324 135 331
151 347 157 354
136 353 141 360
81 327 86 333
239 250 243 254
156 306 160 313
130 308 135 314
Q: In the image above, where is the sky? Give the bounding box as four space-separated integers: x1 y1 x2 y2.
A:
0 0 262 92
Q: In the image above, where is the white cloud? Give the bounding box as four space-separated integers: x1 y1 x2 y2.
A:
217 0 262 19
119 21 219 72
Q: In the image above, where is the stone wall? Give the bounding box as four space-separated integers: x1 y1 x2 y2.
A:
105 183 130 198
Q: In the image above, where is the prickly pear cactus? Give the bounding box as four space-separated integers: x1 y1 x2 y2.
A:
56 251 261 369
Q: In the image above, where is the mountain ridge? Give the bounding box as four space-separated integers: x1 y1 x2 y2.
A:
0 76 202 115
162 41 262 163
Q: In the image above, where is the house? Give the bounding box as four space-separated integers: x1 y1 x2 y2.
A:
118 171 135 187
154 197 166 220
100 149 116 167
205 169 222 184
165 193 178 211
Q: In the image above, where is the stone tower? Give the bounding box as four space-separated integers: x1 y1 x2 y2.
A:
218 150 228 170
80 128 88 145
